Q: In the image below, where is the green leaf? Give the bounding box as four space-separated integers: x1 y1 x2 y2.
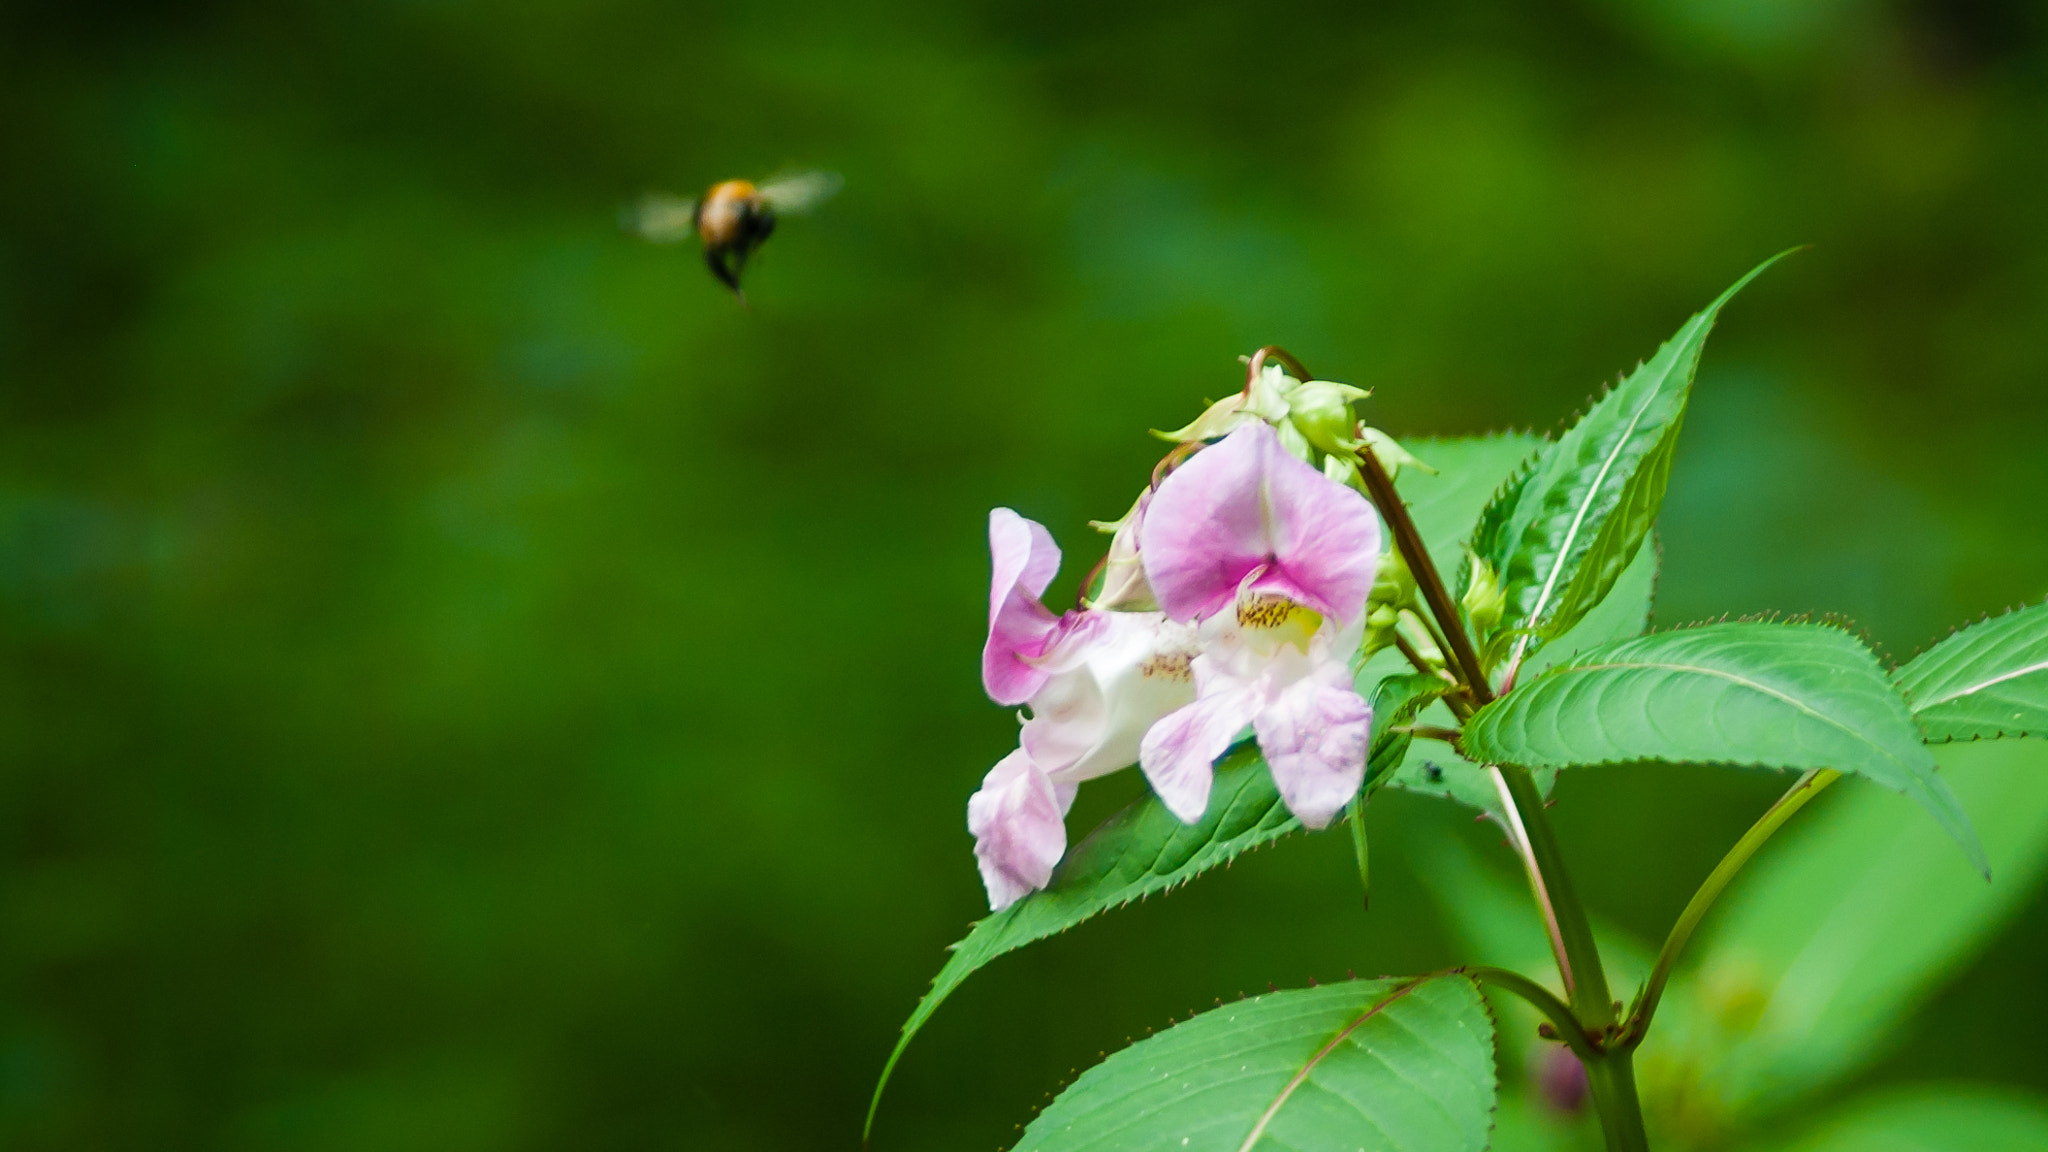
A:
866 746 1297 1138
1460 621 1987 875
1668 740 2048 1115
1767 1088 2048 1152
1014 975 1497 1152
1365 673 1453 791
1894 600 2048 742
1482 253 1790 675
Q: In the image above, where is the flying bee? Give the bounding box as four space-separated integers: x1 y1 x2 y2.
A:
623 171 842 304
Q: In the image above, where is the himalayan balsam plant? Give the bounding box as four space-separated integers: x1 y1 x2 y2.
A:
865 253 2048 1152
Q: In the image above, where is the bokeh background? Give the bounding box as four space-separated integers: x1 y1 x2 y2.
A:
4 0 2047 1148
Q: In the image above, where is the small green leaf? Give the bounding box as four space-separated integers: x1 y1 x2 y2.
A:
1766 1087 2048 1152
1678 740 2048 1114
1483 253 1790 674
1015 975 1496 1152
1365 673 1453 791
1894 600 2048 742
1461 621 1987 875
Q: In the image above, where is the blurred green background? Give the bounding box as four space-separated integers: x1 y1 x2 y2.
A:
4 0 2048 1148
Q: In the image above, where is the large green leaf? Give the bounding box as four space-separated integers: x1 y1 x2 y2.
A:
1480 254 1788 676
1015 975 1496 1152
1663 740 2048 1116
1767 1088 2048 1152
1459 621 1987 875
1894 601 2048 742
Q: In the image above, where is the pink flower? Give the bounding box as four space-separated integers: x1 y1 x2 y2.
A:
968 749 1072 913
970 511 1200 909
1139 421 1381 626
982 509 1104 706
1136 423 1382 828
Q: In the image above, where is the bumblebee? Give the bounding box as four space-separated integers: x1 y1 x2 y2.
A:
624 171 841 303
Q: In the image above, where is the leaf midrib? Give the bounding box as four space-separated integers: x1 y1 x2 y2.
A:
1508 367 1678 667
1235 978 1426 1152
1910 657 2048 711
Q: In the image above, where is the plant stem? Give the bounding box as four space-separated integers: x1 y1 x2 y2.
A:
1355 447 1493 704
1584 1050 1651 1152
1621 767 1840 1046
1492 763 1616 1027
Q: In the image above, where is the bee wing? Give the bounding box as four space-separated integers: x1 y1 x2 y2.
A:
755 170 842 215
621 192 699 243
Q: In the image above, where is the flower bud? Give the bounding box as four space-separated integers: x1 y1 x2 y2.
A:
1361 602 1403 659
1153 393 1250 444
1243 362 1301 422
1357 427 1436 480
1286 380 1372 454
1461 553 1505 639
1395 609 1444 664
1359 545 1417 659
1086 490 1159 611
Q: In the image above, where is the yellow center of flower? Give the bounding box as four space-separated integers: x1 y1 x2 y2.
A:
1235 593 1321 653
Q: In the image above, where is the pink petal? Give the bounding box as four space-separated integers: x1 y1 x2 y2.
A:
967 749 1068 911
983 508 1063 705
1138 680 1259 823
1253 666 1371 829
1139 422 1381 625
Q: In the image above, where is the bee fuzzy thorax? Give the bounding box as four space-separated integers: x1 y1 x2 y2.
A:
695 180 760 247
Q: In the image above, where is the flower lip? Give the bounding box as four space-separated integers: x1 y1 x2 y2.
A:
1138 421 1382 627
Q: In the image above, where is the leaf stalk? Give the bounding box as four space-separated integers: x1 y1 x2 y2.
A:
1620 767 1840 1047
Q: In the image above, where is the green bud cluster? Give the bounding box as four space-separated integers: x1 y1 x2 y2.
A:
1153 360 1434 489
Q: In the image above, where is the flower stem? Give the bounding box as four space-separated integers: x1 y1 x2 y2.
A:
1620 767 1840 1047
1354 446 1493 704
